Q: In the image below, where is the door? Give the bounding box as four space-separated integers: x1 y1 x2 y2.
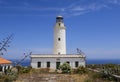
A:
56 62 60 69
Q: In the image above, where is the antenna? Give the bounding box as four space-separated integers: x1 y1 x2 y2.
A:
76 48 84 55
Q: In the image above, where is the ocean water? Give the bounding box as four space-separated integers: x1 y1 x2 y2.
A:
86 59 120 64
9 59 120 66
9 59 31 66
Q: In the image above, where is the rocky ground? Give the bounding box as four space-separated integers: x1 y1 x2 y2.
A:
14 73 87 82
13 68 112 82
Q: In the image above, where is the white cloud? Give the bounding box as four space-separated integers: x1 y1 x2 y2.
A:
70 11 89 16
60 0 120 16
71 6 86 11
0 0 120 17
108 0 120 4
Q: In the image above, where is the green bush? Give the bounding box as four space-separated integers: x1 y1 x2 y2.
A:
73 66 87 74
59 62 71 74
6 69 18 81
3 75 12 82
0 71 18 82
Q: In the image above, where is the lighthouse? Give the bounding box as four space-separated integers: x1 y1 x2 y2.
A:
53 16 66 55
31 16 86 69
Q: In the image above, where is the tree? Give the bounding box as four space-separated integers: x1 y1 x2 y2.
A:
0 34 13 56
59 62 71 73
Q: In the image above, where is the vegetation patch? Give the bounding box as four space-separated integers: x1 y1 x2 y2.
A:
59 62 71 74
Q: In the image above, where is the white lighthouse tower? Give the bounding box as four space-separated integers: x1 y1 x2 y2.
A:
53 16 66 55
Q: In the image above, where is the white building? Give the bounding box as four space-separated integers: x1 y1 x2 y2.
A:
0 57 12 73
31 16 86 69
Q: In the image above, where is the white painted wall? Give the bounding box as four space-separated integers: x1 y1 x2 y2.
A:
0 64 12 72
31 57 85 69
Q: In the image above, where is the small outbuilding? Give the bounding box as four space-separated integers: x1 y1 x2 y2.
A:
0 57 12 73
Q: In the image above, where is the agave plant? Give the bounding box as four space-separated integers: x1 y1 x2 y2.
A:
0 34 13 56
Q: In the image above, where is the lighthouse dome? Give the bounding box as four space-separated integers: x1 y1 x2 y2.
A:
56 15 63 19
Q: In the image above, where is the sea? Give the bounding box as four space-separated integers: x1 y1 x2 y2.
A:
9 59 120 66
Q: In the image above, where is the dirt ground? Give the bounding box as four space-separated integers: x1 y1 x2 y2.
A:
14 73 88 82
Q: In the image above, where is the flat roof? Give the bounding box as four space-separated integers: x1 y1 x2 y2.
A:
31 54 85 58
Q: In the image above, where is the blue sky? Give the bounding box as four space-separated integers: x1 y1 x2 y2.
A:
0 0 120 59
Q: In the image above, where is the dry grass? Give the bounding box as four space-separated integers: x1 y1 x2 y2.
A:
14 69 111 82
71 74 88 82
15 73 88 82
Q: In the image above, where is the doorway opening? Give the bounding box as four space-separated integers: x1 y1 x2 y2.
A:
56 62 60 69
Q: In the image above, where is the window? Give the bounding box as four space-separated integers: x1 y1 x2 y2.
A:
66 61 70 64
59 23 61 26
58 52 60 55
38 62 41 68
75 61 79 67
0 66 2 71
58 38 61 41
47 62 50 68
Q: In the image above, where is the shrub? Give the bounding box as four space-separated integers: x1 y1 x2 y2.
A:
0 71 18 82
3 75 12 82
73 66 87 74
15 66 32 74
59 62 71 74
6 69 18 81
